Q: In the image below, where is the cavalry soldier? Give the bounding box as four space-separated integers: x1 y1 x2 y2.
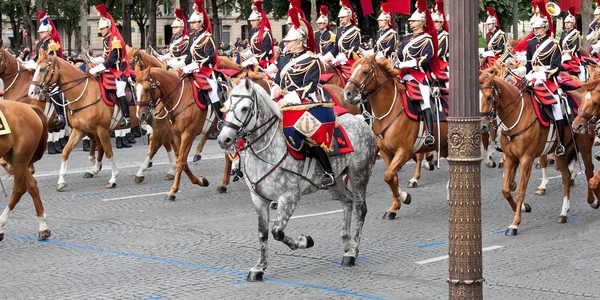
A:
315 6 335 56
332 0 361 63
560 7 585 81
588 0 600 55
515 3 565 157
271 8 335 188
396 0 438 147
432 0 449 64
244 0 275 73
375 2 397 61
160 8 190 69
182 0 222 115
480 7 506 69
89 4 133 129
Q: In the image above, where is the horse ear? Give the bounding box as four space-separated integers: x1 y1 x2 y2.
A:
38 49 48 63
244 78 251 90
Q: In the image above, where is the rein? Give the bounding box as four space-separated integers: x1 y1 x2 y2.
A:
480 79 526 132
0 52 29 92
137 71 186 120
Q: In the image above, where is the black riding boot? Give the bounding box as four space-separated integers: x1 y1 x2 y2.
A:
118 96 131 127
51 94 66 127
423 108 435 146
555 120 566 157
312 146 335 188
82 139 91 152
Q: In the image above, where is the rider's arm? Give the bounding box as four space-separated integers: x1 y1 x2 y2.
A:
103 48 119 69
331 28 340 57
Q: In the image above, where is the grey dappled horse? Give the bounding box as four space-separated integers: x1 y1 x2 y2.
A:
217 79 378 281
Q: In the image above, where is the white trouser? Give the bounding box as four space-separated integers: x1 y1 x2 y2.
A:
207 72 220 104
551 94 563 121
579 65 587 81
116 80 127 97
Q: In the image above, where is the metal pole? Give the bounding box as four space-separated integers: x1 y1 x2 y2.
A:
447 0 483 299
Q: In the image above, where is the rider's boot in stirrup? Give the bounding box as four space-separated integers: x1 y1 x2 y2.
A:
423 108 435 147
313 146 335 188
555 120 566 157
118 96 131 127
51 94 66 127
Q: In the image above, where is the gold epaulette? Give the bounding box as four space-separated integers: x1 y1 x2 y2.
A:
111 37 122 49
48 40 61 53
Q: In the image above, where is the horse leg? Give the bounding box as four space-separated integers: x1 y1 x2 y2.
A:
216 153 232 194
344 165 369 267
56 128 86 191
482 132 497 168
330 183 354 255
25 170 50 240
134 133 162 184
505 156 534 236
271 193 313 251
556 157 573 224
247 193 270 282
535 155 549 195
381 150 412 220
166 133 208 201
84 141 103 179
96 129 119 189
193 134 209 163
408 154 422 188
578 135 600 208
0 165 28 241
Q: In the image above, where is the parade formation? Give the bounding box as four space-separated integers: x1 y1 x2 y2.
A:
2 0 600 298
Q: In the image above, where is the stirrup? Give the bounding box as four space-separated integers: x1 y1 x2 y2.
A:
424 134 435 146
321 172 335 188
121 117 131 127
54 115 65 127
555 144 565 157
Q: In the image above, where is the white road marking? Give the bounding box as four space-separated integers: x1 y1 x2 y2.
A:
415 245 504 265
546 171 582 180
101 192 167 202
290 210 343 220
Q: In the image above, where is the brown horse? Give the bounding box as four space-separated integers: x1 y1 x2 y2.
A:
573 71 600 189
479 70 599 236
135 67 235 200
28 50 144 190
343 56 449 220
0 100 50 241
0 47 33 101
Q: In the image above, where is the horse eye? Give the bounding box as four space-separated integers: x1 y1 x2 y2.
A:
241 107 249 113
362 70 369 75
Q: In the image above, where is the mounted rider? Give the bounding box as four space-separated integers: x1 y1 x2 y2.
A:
181 0 222 116
375 2 397 62
480 7 506 69
160 8 190 69
89 4 133 128
587 0 600 57
431 0 449 87
315 6 335 57
396 0 440 147
332 0 361 65
24 11 66 128
514 2 566 157
271 8 335 188
243 0 276 77
560 7 585 81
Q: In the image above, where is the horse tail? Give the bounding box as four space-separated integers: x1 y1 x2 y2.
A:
30 105 48 164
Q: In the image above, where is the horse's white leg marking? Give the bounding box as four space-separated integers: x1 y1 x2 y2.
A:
0 206 12 234
108 157 119 184
560 196 570 217
569 160 577 181
136 155 151 177
398 186 408 202
90 159 102 176
88 155 96 165
167 150 176 175
537 167 549 191
408 176 418 185
38 213 48 232
508 224 518 230
57 161 68 185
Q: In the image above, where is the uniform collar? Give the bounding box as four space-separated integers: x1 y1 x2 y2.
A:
536 35 548 43
290 50 307 57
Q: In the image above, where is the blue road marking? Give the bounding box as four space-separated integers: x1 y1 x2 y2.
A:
567 215 582 221
417 241 447 249
73 192 102 199
0 203 6 207
152 184 172 189
492 230 505 235
143 297 162 300
6 235 385 300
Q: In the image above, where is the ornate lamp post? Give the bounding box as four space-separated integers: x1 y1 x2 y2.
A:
447 0 484 299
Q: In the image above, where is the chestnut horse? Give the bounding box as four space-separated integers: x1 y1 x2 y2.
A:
28 50 144 190
479 70 599 236
0 47 33 101
343 56 449 220
0 101 50 241
573 71 600 189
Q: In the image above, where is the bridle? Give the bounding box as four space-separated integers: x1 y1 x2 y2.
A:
0 49 28 93
136 72 186 120
346 61 395 103
479 81 501 120
575 87 600 128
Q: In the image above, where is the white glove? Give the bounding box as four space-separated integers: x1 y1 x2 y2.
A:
241 57 258 68
513 66 527 77
89 64 106 75
182 62 199 74
480 50 494 58
283 91 301 105
375 51 385 61
264 63 278 75
525 71 545 81
398 60 417 69
271 85 282 99
241 49 254 60
167 58 186 69
158 54 170 62
561 53 572 62
90 56 105 65
24 60 37 70
320 52 335 62
587 32 597 42
334 53 348 65
362 49 374 57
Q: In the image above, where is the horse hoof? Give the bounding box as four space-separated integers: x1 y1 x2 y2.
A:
535 188 545 196
83 172 94 179
247 271 264 282
510 181 517 192
407 181 417 188
0 233 4 242
523 203 531 213
534 163 541 170
341 256 356 267
557 215 568 224
147 161 153 168
490 162 497 169
105 183 117 189
382 212 396 220
504 228 518 236
38 229 51 241
217 186 227 194
269 202 278 210
164 174 175 181
193 154 202 163
428 164 435 171
305 236 314 248
498 162 504 169
199 177 210 187
134 176 144 184
403 194 412 205
570 179 575 187
548 159 555 165
56 183 67 192
591 201 600 209
165 195 176 201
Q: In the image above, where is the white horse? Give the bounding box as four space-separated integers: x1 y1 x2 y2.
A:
217 79 378 281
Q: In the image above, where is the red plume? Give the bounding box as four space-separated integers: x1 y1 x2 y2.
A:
319 5 330 31
381 2 394 30
194 0 212 34
417 0 426 14
289 0 305 19
486 6 500 29
37 11 46 20
436 0 448 31
596 0 600 7
341 0 356 26
96 4 109 18
175 8 188 36
289 7 301 30
536 0 553 36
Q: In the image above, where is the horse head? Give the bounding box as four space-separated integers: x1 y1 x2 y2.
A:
573 74 600 133
218 78 280 150
343 55 398 105
28 50 58 100
479 70 499 133
134 67 162 121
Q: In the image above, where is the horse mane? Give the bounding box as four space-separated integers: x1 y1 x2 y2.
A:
218 56 242 71
235 79 281 119
353 55 399 78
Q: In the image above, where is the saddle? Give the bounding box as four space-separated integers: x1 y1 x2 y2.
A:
281 103 354 160
99 73 136 107
403 81 450 122
188 68 227 111
527 80 580 128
